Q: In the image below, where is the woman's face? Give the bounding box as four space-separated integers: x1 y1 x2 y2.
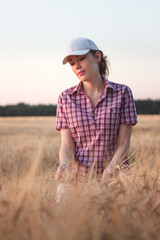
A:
68 51 101 82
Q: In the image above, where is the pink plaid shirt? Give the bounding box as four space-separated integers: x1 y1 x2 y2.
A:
56 77 137 174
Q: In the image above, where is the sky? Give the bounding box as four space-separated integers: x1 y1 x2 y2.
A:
0 0 160 105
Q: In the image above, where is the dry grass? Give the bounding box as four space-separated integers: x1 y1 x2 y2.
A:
0 115 160 240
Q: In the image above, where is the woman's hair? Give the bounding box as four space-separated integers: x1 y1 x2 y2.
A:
90 50 110 77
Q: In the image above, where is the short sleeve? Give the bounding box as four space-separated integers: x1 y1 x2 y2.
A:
120 86 137 126
56 94 69 131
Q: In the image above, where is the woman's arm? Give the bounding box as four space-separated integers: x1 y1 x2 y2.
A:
55 129 76 182
102 124 132 180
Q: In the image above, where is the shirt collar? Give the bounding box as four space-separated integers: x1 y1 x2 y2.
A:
103 77 117 92
68 76 117 95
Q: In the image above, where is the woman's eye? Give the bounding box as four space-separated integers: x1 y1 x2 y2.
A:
80 57 85 61
69 62 74 66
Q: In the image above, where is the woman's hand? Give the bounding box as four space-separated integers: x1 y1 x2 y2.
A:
55 162 71 182
101 165 120 183
55 162 87 182
55 166 64 182
101 167 113 182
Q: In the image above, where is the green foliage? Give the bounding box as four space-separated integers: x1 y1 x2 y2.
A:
135 99 160 114
0 100 160 116
0 103 57 116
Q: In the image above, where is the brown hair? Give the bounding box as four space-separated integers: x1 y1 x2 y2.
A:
90 50 110 77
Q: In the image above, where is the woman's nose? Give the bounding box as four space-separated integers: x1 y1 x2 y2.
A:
75 61 81 69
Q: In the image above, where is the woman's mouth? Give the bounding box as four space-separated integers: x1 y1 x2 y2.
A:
78 70 85 76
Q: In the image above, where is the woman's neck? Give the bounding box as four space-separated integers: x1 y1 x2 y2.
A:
82 74 105 96
81 74 105 108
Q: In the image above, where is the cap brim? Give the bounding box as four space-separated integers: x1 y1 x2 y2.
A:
62 49 90 65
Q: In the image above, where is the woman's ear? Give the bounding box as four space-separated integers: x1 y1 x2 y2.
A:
95 51 101 63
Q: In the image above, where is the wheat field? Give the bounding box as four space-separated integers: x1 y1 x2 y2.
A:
0 115 160 240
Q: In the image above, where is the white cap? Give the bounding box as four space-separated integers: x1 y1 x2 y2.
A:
62 37 99 64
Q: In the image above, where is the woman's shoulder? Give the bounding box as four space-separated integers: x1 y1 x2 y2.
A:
58 84 78 99
107 80 132 93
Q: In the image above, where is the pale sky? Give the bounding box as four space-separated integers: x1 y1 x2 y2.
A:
0 0 160 105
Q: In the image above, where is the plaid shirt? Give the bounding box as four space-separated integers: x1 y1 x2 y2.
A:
56 77 137 174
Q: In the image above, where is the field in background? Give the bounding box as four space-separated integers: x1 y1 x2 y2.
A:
0 116 160 240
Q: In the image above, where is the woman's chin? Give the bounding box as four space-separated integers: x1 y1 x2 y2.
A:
78 76 89 82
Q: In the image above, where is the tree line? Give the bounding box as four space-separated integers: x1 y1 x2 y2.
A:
0 100 160 116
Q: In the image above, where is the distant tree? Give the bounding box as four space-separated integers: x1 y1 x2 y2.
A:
0 100 159 116
0 103 57 117
135 100 160 114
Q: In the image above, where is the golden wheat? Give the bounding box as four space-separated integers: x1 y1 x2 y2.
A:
0 115 160 240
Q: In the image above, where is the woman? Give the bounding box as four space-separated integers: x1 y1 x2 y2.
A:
55 37 137 182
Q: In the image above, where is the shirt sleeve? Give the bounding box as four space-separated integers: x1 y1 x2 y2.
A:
56 93 69 131
120 86 138 126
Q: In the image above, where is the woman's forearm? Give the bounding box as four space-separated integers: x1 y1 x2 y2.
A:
106 124 132 172
108 141 130 170
55 143 76 181
59 143 76 166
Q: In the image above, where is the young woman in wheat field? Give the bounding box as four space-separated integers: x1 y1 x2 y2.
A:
55 37 137 183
